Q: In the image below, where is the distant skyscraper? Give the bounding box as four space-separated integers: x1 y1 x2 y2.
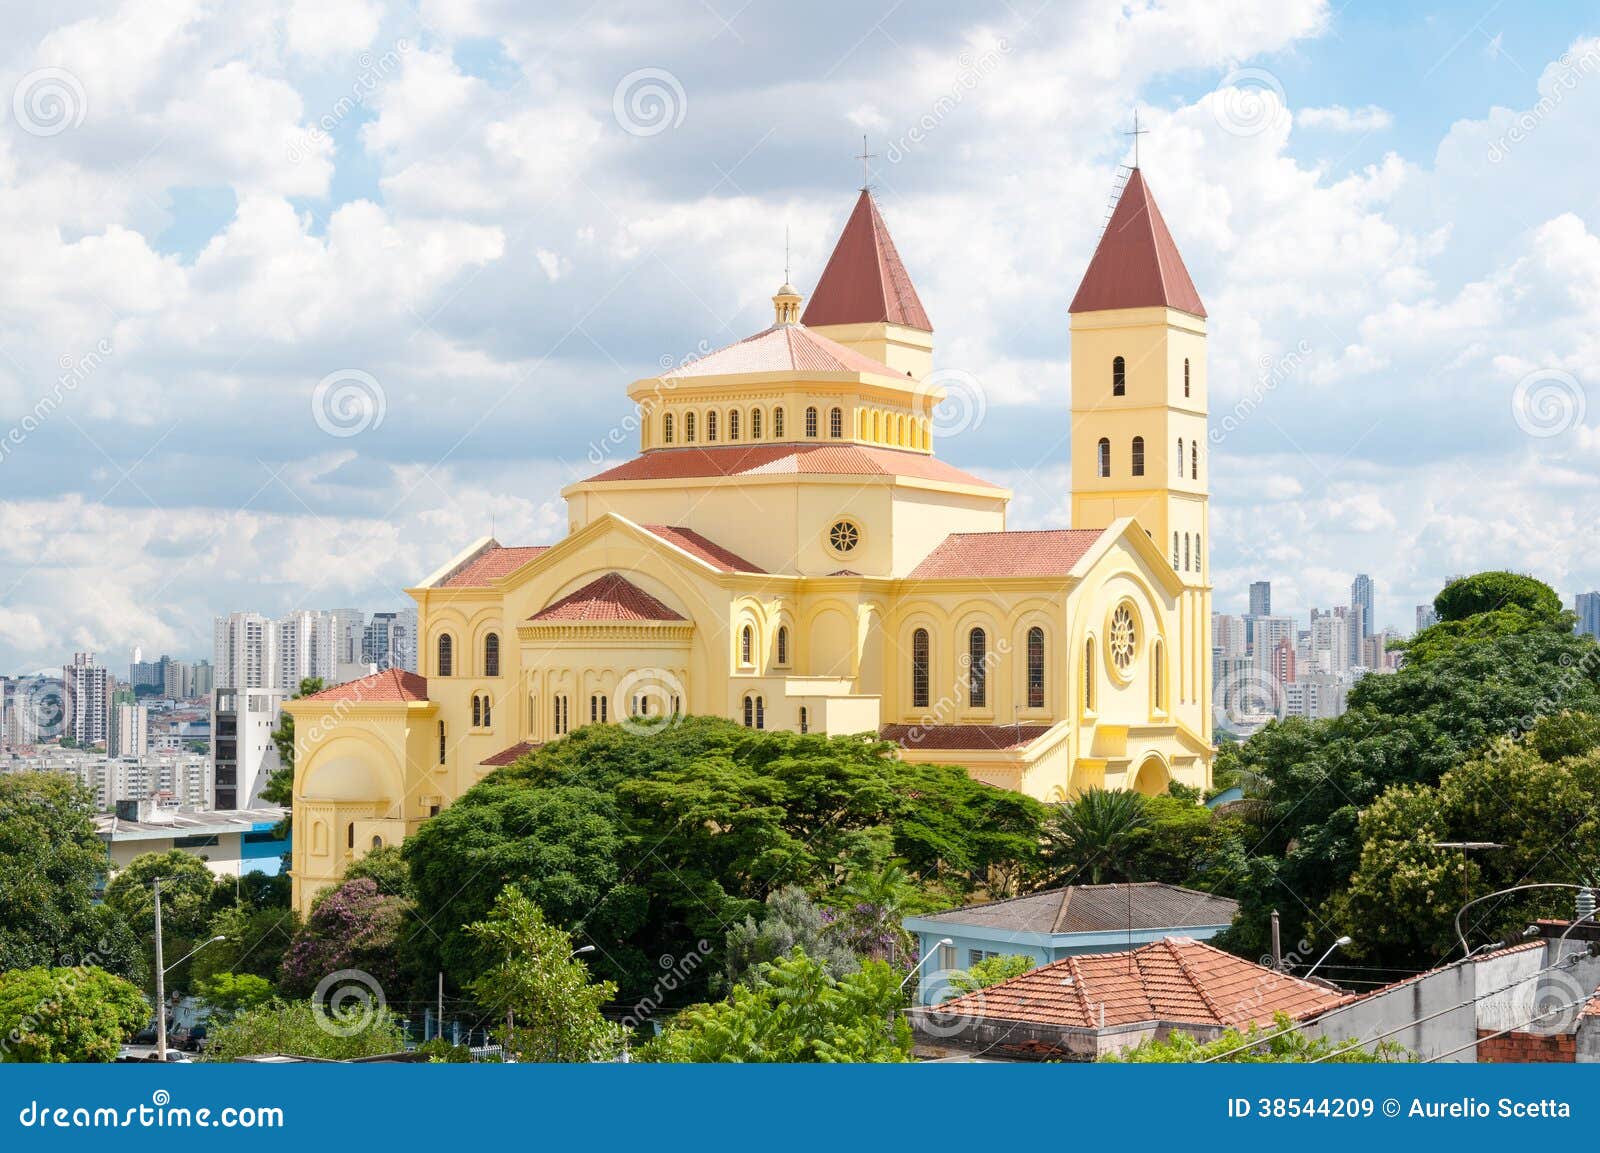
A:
214 613 274 690
1249 581 1271 617
1350 574 1374 639
1270 636 1295 684
1574 592 1600 641
363 610 417 673
1415 604 1438 633
62 652 110 746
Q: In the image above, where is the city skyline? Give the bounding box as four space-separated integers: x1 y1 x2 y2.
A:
0 3 1598 670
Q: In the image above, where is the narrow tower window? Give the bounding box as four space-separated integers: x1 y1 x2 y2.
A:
437 634 453 677
740 625 753 666
776 626 789 666
685 411 696 442
484 633 499 678
1184 533 1191 572
1177 438 1183 478
1172 532 1179 569
751 409 762 439
967 627 988 708
805 407 818 437
1184 358 1191 398
728 409 740 440
773 408 785 437
830 407 843 438
1097 437 1111 478
1027 626 1045 709
1192 442 1199 480
1131 436 1145 477
663 412 674 444
1112 355 1126 396
706 410 718 442
911 628 930 710
1084 640 1095 712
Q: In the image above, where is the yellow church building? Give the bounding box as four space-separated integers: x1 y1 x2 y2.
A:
287 167 1214 914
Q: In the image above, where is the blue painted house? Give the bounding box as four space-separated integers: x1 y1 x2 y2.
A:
904 882 1238 1005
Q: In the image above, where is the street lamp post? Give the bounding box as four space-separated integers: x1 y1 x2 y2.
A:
899 937 954 999
1303 936 1352 980
153 878 166 1062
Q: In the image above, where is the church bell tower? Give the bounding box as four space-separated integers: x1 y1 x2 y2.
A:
1067 165 1211 726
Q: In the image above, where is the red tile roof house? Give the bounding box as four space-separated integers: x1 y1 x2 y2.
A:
903 882 1239 1006
907 937 1347 1061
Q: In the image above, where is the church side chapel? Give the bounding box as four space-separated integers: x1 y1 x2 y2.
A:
287 163 1215 914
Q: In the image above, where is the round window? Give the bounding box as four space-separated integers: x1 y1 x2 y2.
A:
1109 604 1137 673
827 519 861 554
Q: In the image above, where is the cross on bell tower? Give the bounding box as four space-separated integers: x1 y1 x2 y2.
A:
856 135 876 190
1125 109 1148 168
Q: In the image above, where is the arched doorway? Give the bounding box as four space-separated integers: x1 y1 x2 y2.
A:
1130 755 1170 797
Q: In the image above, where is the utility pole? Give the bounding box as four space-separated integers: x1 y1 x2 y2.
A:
437 972 444 1042
153 877 167 1062
1270 909 1282 971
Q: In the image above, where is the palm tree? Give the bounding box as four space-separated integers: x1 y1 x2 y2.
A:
1047 788 1149 885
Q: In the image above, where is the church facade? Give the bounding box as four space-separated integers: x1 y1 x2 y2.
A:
287 168 1214 914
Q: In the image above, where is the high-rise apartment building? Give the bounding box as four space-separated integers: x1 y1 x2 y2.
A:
110 702 149 758
1270 636 1296 684
211 687 285 809
214 613 275 690
1350 574 1374 639
1574 592 1600 641
1416 604 1439 633
362 610 417 673
1249 581 1271 617
62 653 111 746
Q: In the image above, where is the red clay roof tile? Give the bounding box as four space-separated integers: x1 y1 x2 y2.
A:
583 444 1003 490
907 528 1105 580
880 723 1052 752
438 545 551 588
302 668 428 704
1069 169 1205 318
640 524 765 573
527 572 685 623
481 740 539 767
662 322 901 379
803 189 931 331
934 938 1344 1030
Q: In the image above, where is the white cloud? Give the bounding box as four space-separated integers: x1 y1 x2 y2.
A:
1297 104 1394 133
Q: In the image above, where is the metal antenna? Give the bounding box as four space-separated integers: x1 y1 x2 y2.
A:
784 224 791 283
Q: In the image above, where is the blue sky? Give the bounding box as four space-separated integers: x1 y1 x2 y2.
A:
1 0 1598 672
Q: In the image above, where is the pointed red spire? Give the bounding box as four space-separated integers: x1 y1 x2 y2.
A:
802 190 931 331
1069 169 1205 318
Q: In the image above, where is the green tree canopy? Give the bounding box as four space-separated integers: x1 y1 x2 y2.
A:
102 849 219 994
639 949 913 1063
195 973 275 1023
465 885 621 1063
718 885 859 994
1046 788 1149 885
0 773 141 981
402 717 1048 1005
279 878 407 998
1434 571 1564 624
201 998 407 1062
190 903 299 990
1328 712 1600 966
343 844 411 899
0 965 149 1063
944 952 1034 998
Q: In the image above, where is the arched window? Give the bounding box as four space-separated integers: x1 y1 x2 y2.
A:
740 625 753 666
437 634 453 677
706 410 718 442
799 705 808 734
755 696 765 729
1097 437 1111 478
911 628 930 709
1172 532 1179 569
437 720 446 764
347 822 355 850
872 411 882 442
472 695 481 727
484 633 500 678
371 835 383 851
751 408 762 439
1112 355 1126 396
1027 626 1045 709
1184 533 1191 572
744 694 764 728
1177 438 1184 478
1194 533 1202 575
805 406 818 437
967 627 988 708
483 695 492 726
773 407 785 437
728 409 740 440
829 407 843 438
685 411 697 442
1154 643 1165 710
663 412 674 444
1131 436 1145 477
895 414 905 445
1083 640 1095 712
1184 358 1191 398
776 626 789 666
1192 442 1199 480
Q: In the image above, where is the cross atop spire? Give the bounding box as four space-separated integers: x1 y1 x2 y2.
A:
856 134 876 190
1125 108 1148 169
